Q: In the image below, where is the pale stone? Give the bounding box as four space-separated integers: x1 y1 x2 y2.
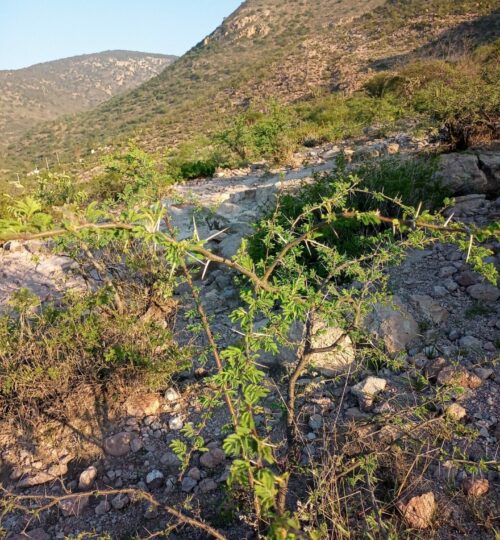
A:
351 377 387 409
463 478 489 497
412 294 448 324
78 465 97 490
59 495 89 517
168 416 184 430
17 462 68 488
445 403 467 421
435 153 489 195
365 296 419 354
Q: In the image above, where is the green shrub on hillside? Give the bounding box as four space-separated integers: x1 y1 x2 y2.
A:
35 170 88 207
0 287 186 418
249 155 445 265
166 136 225 179
94 145 172 201
215 101 295 164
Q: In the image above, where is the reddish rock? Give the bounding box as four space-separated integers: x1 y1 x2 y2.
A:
425 357 450 380
398 491 436 529
463 478 489 497
437 366 482 389
124 393 161 417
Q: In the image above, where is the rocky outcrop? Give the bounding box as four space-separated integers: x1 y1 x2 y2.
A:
435 150 500 196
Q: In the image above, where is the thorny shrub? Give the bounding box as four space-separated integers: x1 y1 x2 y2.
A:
0 155 498 537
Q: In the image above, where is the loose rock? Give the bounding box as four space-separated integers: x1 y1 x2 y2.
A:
198 478 218 493
308 413 323 431
365 296 418 354
146 469 164 489
164 387 181 402
125 393 161 417
351 377 387 409
463 478 489 497
130 438 144 453
200 448 225 469
111 493 130 510
398 491 436 529
437 366 482 389
59 495 90 517
104 432 135 457
181 476 197 492
78 465 97 490
169 416 184 430
412 294 449 324
17 462 69 488
95 499 111 516
445 403 467 421
467 283 500 302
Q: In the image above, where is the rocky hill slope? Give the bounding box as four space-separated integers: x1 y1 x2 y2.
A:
2 0 498 175
0 50 176 151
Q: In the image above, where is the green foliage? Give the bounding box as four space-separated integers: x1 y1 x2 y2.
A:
166 136 225 179
364 46 500 147
35 170 88 206
93 144 172 202
249 155 445 267
179 158 218 180
0 288 186 415
0 195 53 236
215 101 295 164
0 165 498 536
293 93 403 144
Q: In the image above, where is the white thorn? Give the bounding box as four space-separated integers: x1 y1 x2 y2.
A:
205 228 229 242
201 260 210 280
444 213 454 226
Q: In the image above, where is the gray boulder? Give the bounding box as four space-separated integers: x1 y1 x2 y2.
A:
435 153 489 195
365 296 419 354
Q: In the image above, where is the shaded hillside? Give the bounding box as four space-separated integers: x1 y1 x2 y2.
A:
3 0 499 174
0 51 176 150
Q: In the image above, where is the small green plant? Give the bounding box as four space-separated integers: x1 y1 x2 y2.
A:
465 302 495 318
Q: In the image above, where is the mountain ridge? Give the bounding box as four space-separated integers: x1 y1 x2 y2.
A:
2 0 499 175
0 50 177 153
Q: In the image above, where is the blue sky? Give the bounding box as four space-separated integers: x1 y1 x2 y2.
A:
0 0 242 70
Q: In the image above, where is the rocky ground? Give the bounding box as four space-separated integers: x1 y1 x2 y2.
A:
0 135 499 539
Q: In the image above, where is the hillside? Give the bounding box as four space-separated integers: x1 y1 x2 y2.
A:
0 50 176 151
0 1 499 538
2 0 499 175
